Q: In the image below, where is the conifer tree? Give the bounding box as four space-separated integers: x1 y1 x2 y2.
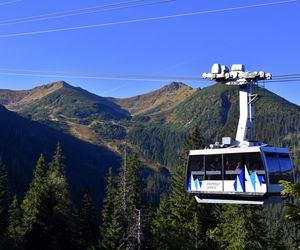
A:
209 205 267 250
151 194 172 249
280 180 300 248
46 143 72 250
126 155 143 210
100 168 123 250
21 154 49 250
183 127 206 155
0 163 10 246
121 154 144 249
7 195 23 249
151 127 218 250
169 166 216 249
72 188 97 250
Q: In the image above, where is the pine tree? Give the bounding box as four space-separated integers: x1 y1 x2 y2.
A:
0 163 10 247
183 127 206 155
151 194 172 249
121 154 144 249
21 154 50 250
46 143 72 250
209 205 267 250
151 128 218 250
172 167 217 249
7 195 23 249
280 180 300 248
72 188 97 250
100 168 123 250
126 155 143 210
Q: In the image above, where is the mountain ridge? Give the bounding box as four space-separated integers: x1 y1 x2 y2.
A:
111 82 196 116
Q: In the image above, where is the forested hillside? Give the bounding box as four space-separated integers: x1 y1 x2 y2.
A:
0 105 120 204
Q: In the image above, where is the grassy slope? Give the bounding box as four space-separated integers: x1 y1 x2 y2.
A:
111 82 196 116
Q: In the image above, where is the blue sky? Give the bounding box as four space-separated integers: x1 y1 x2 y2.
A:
0 0 299 105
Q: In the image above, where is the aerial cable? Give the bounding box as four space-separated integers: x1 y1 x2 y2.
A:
0 0 140 23
0 68 203 81
0 72 207 83
0 0 175 26
0 68 300 82
272 74 300 79
0 71 299 84
0 0 298 38
0 0 21 6
265 79 300 83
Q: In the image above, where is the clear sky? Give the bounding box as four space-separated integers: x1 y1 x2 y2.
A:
0 0 299 105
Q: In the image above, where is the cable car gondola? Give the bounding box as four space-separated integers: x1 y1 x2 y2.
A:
186 64 295 205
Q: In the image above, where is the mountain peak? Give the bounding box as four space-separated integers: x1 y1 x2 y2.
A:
162 82 191 92
112 82 196 116
0 81 71 111
38 81 70 89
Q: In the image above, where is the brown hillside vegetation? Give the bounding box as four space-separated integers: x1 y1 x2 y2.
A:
111 82 196 116
0 81 66 111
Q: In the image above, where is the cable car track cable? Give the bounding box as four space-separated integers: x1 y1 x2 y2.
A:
0 0 298 38
0 0 21 7
0 0 175 26
0 70 299 83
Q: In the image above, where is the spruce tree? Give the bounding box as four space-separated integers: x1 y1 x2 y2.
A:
126 155 143 210
100 168 123 250
280 180 300 248
151 194 172 249
0 163 10 246
7 195 23 249
72 187 97 250
209 205 267 250
170 166 216 249
183 127 206 155
46 143 72 250
21 154 49 250
121 154 144 249
151 127 218 250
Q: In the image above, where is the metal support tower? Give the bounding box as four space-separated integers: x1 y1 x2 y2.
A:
202 63 271 147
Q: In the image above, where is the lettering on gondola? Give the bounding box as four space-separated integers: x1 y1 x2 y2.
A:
207 182 221 190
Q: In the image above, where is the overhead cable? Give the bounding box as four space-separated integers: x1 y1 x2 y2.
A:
0 72 206 83
0 70 299 83
0 0 298 38
0 68 201 81
0 0 175 26
0 0 21 6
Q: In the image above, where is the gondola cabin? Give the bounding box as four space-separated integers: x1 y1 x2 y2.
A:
186 146 294 204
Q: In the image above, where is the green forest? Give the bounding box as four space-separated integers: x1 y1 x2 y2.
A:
0 131 299 250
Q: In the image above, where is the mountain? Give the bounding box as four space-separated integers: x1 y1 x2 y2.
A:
0 81 131 144
111 82 196 116
1 81 299 175
0 81 196 168
0 104 120 204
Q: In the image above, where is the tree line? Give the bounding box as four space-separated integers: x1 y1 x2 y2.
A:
0 130 299 249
